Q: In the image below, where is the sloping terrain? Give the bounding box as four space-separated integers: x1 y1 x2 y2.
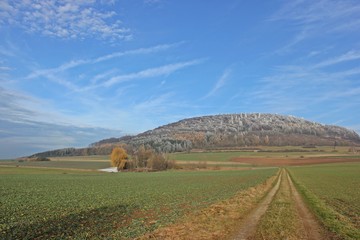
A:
93 113 360 151
31 113 360 157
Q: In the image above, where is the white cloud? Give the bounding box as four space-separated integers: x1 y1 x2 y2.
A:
249 58 360 115
27 42 183 80
26 43 185 91
144 0 162 5
0 86 73 125
270 0 360 51
0 86 123 158
103 59 205 87
0 0 131 41
0 119 122 158
133 92 173 112
314 50 360 68
271 0 360 24
93 42 184 63
0 66 12 71
202 68 231 99
90 69 117 84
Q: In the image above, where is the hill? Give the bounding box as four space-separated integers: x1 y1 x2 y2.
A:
30 113 360 157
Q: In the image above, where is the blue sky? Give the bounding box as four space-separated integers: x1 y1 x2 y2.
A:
1 0 360 158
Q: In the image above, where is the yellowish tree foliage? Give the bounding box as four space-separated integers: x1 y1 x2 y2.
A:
110 147 128 171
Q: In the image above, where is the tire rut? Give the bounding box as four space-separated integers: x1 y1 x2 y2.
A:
233 169 326 240
232 170 282 240
286 171 325 240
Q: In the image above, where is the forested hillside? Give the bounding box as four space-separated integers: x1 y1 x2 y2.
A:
30 113 360 158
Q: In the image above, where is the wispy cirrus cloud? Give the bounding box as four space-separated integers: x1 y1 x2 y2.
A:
0 118 122 159
202 68 231 99
28 42 183 77
26 42 185 90
0 0 131 41
271 0 360 25
0 86 122 158
103 58 205 87
271 0 360 52
314 50 360 68
93 41 185 63
250 51 360 115
0 66 12 71
133 92 173 113
144 0 162 5
0 86 72 125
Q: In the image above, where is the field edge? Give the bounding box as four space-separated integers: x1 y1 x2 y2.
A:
287 170 360 240
139 169 280 240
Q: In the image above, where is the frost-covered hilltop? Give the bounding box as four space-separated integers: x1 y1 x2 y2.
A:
93 113 360 152
31 113 360 157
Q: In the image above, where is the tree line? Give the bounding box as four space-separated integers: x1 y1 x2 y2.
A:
110 145 176 172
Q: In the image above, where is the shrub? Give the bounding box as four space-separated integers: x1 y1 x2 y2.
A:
147 153 177 171
148 153 167 171
133 145 153 168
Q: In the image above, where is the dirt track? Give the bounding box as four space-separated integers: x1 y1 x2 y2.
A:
233 170 282 239
233 169 326 240
286 172 325 240
140 168 329 239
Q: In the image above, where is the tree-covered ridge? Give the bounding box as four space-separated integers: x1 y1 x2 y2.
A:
31 113 360 157
115 113 360 152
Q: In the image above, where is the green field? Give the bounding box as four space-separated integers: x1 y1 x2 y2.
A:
1 147 359 239
170 146 355 162
0 146 356 172
0 167 277 239
0 159 110 169
288 163 360 239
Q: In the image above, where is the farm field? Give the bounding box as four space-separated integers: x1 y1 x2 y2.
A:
288 163 360 239
0 166 277 239
253 170 304 239
1 146 358 171
146 163 360 239
171 146 360 167
0 155 112 170
142 168 327 239
171 146 352 161
1 149 360 239
0 159 110 170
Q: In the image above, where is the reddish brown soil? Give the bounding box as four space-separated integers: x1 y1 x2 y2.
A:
286 172 326 240
139 174 279 240
233 170 328 240
231 157 360 166
233 171 282 240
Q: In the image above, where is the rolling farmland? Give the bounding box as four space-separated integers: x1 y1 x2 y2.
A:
2 0 360 237
1 148 359 239
0 167 277 239
289 163 360 239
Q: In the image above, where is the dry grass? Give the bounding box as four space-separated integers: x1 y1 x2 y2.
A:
252 170 305 240
138 172 279 240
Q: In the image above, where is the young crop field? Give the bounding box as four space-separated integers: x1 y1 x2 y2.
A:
288 163 360 239
0 166 277 239
170 146 357 162
1 146 356 172
170 148 360 168
0 159 110 170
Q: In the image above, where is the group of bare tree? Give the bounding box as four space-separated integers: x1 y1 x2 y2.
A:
110 145 176 171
